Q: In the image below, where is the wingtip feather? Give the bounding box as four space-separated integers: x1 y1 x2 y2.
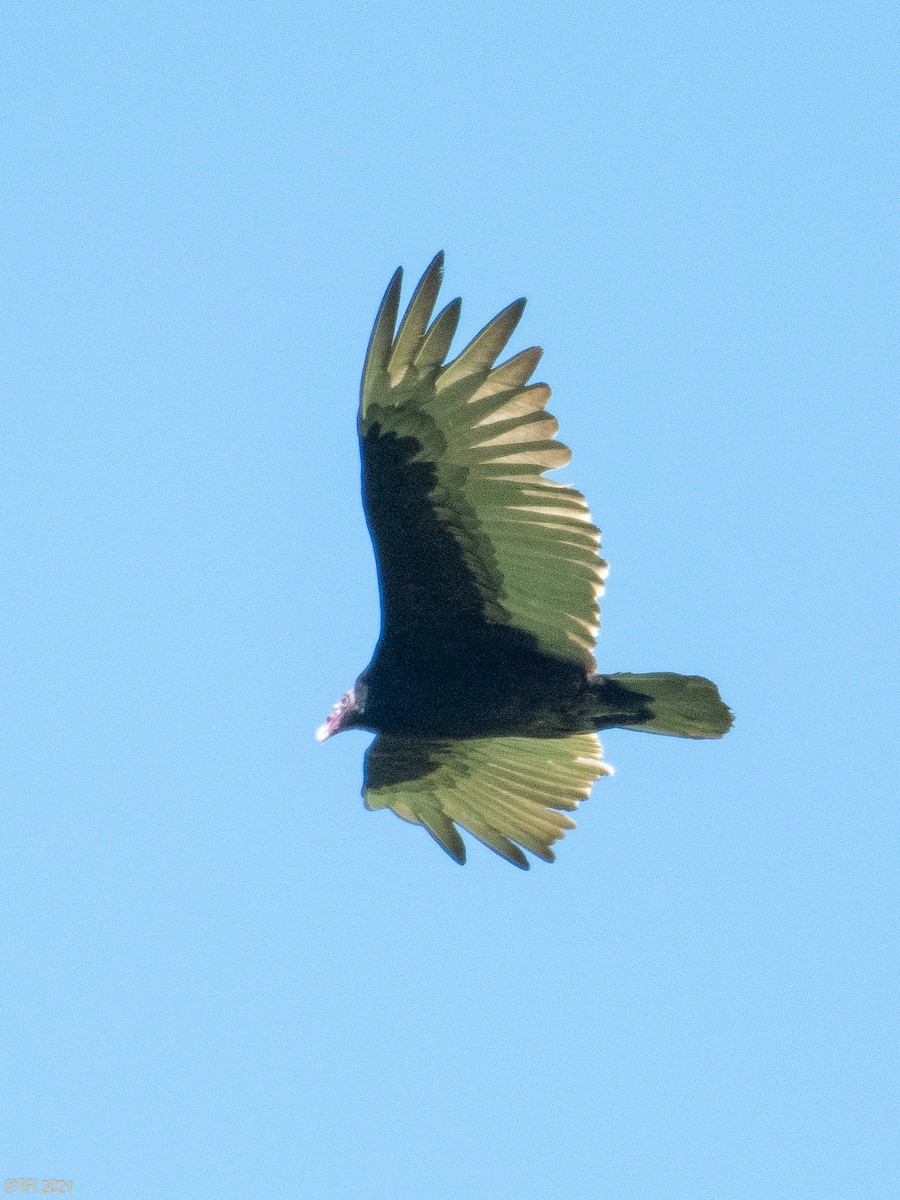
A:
387 253 447 384
436 297 528 393
361 265 403 397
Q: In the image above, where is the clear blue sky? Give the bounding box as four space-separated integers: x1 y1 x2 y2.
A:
2 2 895 1197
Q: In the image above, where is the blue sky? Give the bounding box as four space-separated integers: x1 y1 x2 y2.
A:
1 2 895 1197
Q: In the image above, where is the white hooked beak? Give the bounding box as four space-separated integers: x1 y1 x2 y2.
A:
316 689 355 742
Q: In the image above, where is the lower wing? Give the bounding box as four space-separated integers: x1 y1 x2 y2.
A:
363 733 613 868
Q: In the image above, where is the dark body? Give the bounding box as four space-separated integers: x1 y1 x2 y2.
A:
358 632 651 740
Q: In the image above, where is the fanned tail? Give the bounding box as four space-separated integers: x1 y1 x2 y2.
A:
592 673 733 739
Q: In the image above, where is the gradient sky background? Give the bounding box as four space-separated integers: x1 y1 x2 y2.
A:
1 2 895 1197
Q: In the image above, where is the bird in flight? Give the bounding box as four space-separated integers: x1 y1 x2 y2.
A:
317 255 732 868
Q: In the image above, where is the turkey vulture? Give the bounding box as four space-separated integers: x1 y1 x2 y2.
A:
317 254 732 868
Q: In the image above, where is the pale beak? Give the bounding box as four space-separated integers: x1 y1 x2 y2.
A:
315 721 333 743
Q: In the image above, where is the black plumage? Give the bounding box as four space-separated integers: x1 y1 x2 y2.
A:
317 255 732 867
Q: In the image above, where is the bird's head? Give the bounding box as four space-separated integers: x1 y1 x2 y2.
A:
316 682 365 742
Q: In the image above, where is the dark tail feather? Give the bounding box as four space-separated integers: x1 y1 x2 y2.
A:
592 673 733 739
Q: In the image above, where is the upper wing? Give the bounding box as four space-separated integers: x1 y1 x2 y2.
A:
359 253 608 671
363 732 613 868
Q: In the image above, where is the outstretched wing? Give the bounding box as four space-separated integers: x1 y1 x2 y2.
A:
359 254 607 671
363 733 613 868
